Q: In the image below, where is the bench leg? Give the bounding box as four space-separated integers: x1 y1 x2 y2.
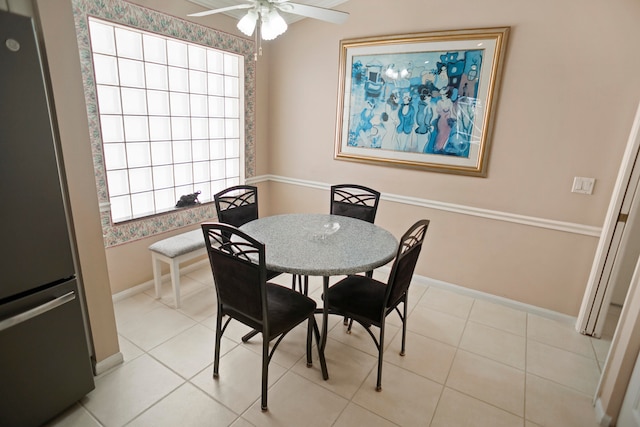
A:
169 259 181 309
150 245 205 309
152 253 163 300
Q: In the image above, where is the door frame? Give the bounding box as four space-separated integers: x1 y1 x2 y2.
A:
577 102 640 336
617 344 640 427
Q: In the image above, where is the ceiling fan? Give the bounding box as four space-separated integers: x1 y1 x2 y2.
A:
188 0 349 41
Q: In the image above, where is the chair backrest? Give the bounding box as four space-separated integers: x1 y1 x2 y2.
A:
214 185 259 227
330 184 381 223
202 222 266 325
385 219 430 308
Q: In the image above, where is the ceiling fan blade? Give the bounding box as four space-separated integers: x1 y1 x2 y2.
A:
278 2 349 24
188 4 253 18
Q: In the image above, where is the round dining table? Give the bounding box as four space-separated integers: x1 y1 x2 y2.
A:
240 213 398 378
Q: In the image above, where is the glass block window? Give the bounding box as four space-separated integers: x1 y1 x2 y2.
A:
88 17 244 223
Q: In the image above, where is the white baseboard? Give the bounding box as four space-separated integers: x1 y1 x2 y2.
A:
112 259 209 302
114 261 577 325
366 265 578 324
112 280 154 302
93 351 124 376
415 274 577 324
595 397 613 427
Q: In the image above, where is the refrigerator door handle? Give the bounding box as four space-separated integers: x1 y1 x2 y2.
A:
0 291 76 332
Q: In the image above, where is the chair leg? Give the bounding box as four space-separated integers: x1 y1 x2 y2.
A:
307 313 315 368
400 299 408 356
242 329 259 342
347 318 354 333
291 274 308 295
376 322 385 391
261 334 269 411
213 310 223 378
344 271 372 328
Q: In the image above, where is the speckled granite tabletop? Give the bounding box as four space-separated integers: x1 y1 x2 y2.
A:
240 213 398 276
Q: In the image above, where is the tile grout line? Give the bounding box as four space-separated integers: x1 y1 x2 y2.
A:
439 296 530 424
98 267 606 426
426 285 470 426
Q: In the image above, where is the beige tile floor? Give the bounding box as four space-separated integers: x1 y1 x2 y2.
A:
47 265 617 427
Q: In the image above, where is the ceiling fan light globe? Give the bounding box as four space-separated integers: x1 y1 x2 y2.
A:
237 9 258 37
260 27 276 40
261 9 287 40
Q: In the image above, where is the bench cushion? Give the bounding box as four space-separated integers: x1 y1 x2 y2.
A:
148 229 205 258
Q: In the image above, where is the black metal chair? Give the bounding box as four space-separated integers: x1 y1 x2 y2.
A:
326 184 382 326
214 185 261 229
330 184 381 280
201 222 327 411
330 184 381 224
324 219 429 391
291 184 382 295
214 185 283 343
213 185 281 281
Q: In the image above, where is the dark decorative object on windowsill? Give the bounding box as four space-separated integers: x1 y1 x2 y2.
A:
175 191 201 208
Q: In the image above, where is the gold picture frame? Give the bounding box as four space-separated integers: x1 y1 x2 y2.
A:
334 27 510 177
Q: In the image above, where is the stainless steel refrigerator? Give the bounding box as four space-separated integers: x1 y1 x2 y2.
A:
0 9 95 427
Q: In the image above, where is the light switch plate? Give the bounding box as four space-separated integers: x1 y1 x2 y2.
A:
572 177 595 194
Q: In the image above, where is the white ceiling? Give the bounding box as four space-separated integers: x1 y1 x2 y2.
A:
187 0 349 25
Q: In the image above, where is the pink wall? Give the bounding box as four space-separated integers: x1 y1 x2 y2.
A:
262 0 640 315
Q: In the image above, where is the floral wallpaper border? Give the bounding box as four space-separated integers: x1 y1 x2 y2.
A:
71 0 256 247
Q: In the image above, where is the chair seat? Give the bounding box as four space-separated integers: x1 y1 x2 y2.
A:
227 283 317 339
326 275 386 326
265 283 317 338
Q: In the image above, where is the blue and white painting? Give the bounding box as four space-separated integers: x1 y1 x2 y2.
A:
346 49 484 158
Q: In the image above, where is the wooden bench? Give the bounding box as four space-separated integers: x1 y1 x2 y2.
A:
148 229 207 308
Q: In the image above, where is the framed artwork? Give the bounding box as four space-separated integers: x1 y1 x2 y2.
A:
334 27 510 177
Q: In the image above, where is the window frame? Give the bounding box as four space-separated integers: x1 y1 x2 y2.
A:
72 0 257 247
88 16 246 223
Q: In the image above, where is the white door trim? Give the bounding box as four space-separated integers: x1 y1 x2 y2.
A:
577 101 640 336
